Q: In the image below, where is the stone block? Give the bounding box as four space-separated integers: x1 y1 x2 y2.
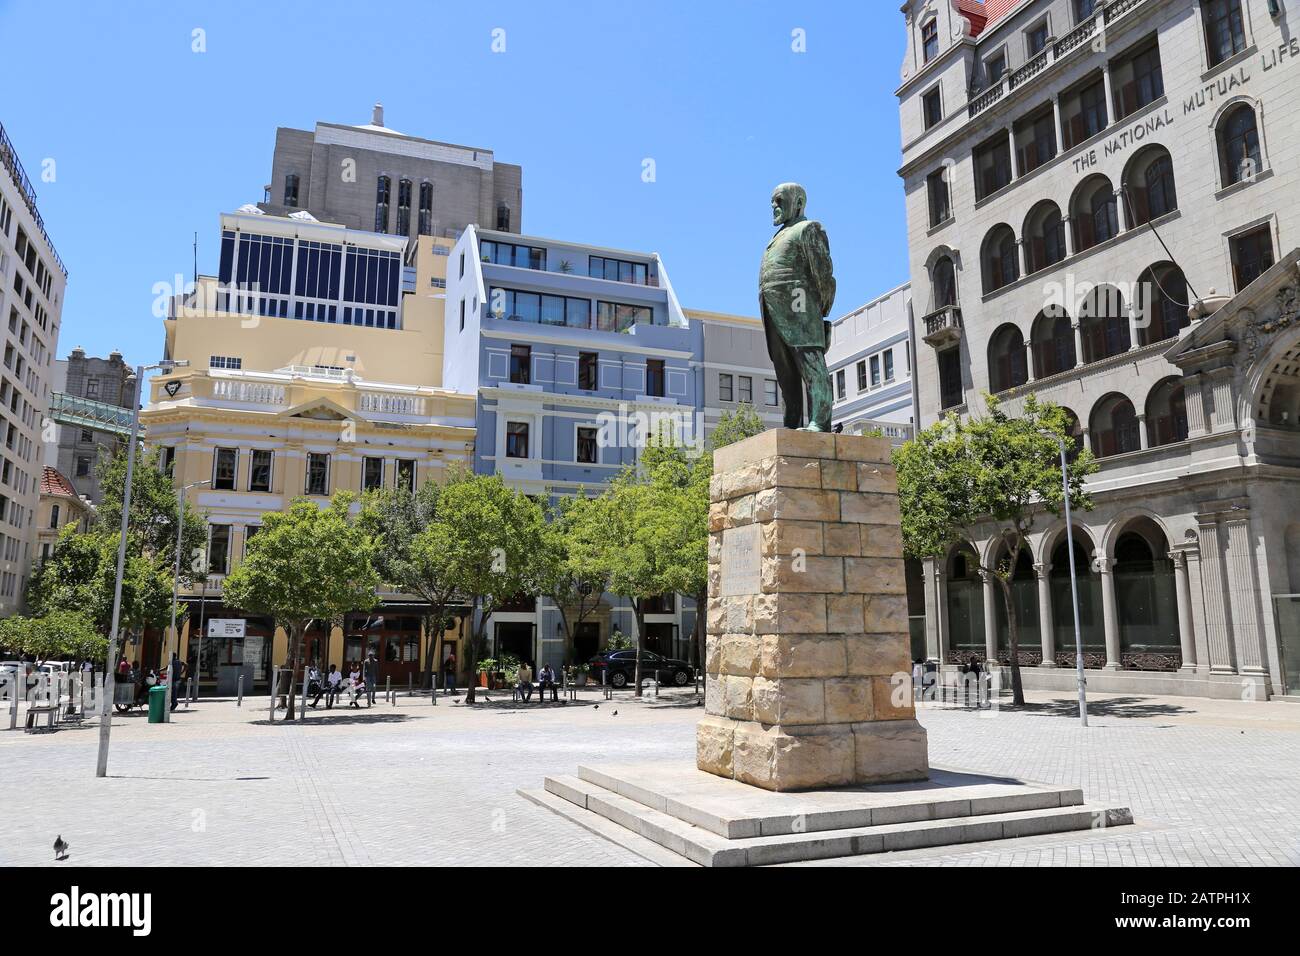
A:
751 676 826 725
704 675 723 712
871 675 916 719
719 634 761 676
721 675 754 720
754 487 840 523
705 635 722 676
819 459 858 491
727 493 756 527
834 433 892 463
708 502 728 533
846 633 911 678
763 456 822 488
851 718 930 784
758 633 847 679
823 522 863 556
843 557 906 595
855 462 898 493
860 523 904 558
826 594 866 633
824 677 875 723
719 595 754 634
696 716 736 777
864 593 909 632
761 554 844 594
712 428 836 474
732 722 857 791
840 492 902 525
752 593 827 634
759 520 823 556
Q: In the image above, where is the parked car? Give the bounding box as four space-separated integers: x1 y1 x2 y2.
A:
587 649 693 689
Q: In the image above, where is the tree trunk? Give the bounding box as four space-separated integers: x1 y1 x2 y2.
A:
422 612 437 691
284 622 300 721
633 600 645 698
464 603 483 704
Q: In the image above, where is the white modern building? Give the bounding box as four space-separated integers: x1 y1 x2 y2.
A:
898 0 1300 699
0 119 65 616
827 282 917 444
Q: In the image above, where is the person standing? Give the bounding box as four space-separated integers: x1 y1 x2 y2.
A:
363 652 378 706
442 651 457 696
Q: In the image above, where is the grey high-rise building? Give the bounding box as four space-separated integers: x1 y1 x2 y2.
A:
49 348 132 504
260 104 523 240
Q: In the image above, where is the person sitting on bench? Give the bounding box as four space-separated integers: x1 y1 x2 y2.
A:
516 662 534 702
536 663 558 702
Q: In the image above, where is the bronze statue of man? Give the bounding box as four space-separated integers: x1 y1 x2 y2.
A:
759 183 836 431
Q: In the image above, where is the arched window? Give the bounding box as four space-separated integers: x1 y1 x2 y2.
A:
1090 394 1141 457
932 255 958 308
1123 146 1177 225
1023 201 1066 274
1079 284 1131 363
1060 407 1084 464
946 544 985 657
1135 263 1189 345
396 178 413 236
1113 519 1179 664
988 323 1028 392
1146 378 1188 447
981 224 1019 294
418 182 433 236
1031 309 1076 378
1218 103 1261 186
374 175 391 233
283 173 300 208
1071 176 1118 251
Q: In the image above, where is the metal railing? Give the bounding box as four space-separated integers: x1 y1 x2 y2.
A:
48 391 134 436
0 120 66 276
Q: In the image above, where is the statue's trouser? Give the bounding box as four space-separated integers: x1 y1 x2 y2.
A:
769 337 833 431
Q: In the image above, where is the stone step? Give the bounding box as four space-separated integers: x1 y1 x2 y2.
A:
518 786 699 867
575 763 1084 838
534 771 1132 867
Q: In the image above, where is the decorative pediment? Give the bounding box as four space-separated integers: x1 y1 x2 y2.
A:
280 397 354 421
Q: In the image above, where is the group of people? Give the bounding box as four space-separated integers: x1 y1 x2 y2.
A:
306 655 377 709
115 656 190 709
514 662 558 702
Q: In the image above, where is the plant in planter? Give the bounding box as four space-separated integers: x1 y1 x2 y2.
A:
607 629 633 651
476 658 496 688
558 260 573 274
575 662 590 686
497 652 521 690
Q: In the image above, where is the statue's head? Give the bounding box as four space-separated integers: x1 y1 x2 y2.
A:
771 183 807 227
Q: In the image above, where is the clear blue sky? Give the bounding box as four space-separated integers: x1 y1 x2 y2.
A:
0 0 909 368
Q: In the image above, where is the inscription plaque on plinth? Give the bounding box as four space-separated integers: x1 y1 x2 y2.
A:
698 428 930 792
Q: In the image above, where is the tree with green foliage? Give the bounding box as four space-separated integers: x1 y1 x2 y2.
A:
894 395 1095 704
359 481 464 690
223 494 379 720
535 492 609 666
0 609 105 666
97 446 208 580
431 471 547 703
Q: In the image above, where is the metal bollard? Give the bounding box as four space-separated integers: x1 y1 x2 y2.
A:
237 673 244 708
408 674 413 698
654 674 660 698
431 672 437 706
6 673 17 730
386 676 392 706
302 668 310 720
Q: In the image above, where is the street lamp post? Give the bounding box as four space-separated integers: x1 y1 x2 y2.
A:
165 479 209 724
1043 430 1089 727
96 360 188 777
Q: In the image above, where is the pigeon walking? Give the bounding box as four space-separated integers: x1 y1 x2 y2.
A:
53 836 68 861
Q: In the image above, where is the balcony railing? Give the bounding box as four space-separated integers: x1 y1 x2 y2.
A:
921 305 963 348
965 0 1149 121
211 380 287 406
0 120 66 276
359 392 426 416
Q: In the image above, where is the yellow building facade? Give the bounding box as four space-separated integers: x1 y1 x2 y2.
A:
141 212 477 693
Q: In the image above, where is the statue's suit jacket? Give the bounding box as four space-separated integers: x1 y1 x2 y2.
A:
758 218 837 349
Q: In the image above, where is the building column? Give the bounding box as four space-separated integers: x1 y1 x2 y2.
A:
1183 372 1209 439
1136 412 1149 449
981 569 999 662
935 565 951 663
923 557 942 661
1017 238 1030 279
1205 366 1238 434
1097 555 1122 669
1182 542 1212 676
1224 509 1268 676
1197 513 1237 674
1169 549 1197 672
1036 562 1056 666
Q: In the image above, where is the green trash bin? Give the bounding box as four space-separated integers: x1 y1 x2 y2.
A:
147 685 168 723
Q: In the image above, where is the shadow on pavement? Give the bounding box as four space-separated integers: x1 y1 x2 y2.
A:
249 712 416 727
1011 695 1195 719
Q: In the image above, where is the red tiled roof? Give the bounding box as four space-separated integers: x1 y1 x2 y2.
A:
41 466 78 499
958 0 1025 37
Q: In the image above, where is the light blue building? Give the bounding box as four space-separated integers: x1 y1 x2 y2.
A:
826 282 917 444
444 225 706 669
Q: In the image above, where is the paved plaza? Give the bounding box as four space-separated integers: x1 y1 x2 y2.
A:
2 686 1298 866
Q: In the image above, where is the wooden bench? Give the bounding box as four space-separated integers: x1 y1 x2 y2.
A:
24 705 58 733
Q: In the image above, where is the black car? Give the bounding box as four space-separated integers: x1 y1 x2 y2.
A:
588 650 693 689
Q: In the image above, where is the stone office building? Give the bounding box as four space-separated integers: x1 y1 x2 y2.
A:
898 0 1300 698
48 348 133 504
260 105 524 242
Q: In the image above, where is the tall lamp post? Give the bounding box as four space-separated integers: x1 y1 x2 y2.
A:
1042 429 1089 727
164 479 209 724
96 359 188 777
